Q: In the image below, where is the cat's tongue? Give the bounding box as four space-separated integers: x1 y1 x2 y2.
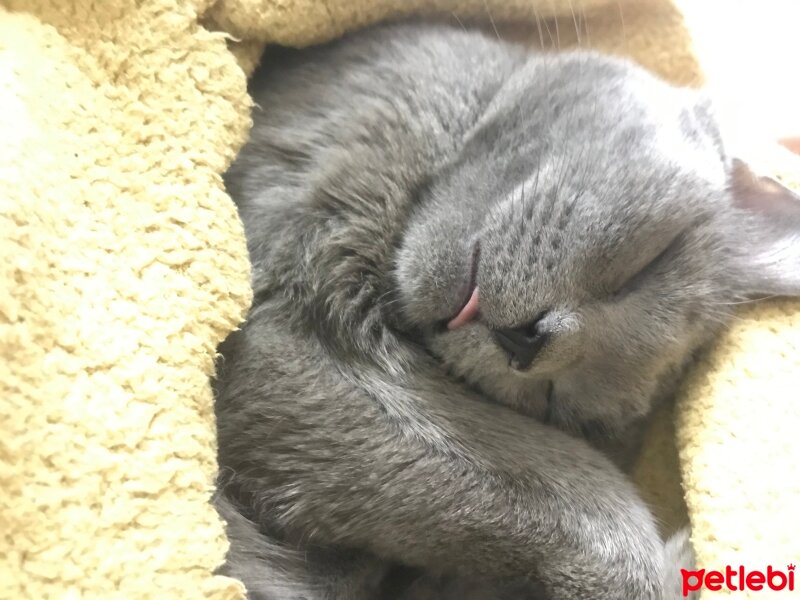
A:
447 287 479 330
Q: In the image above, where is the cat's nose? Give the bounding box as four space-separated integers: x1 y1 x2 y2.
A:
492 314 550 370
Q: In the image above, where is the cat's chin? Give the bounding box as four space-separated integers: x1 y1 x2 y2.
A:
432 345 553 420
473 372 552 420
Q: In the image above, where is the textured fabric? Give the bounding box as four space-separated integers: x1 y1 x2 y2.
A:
2 1 797 598
669 3 800 593
0 2 252 598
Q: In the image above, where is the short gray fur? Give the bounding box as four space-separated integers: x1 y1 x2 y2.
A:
214 22 800 600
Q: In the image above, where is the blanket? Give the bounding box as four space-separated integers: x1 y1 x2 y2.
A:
2 0 797 597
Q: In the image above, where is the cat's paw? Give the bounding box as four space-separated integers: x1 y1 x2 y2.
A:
662 528 698 600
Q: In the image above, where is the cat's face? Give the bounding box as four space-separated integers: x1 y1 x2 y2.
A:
394 53 800 437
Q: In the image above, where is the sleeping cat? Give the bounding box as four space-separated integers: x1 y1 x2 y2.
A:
213 22 800 600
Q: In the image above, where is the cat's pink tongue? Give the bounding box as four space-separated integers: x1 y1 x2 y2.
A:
447 287 479 330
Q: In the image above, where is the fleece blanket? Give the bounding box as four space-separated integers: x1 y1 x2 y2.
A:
2 0 798 598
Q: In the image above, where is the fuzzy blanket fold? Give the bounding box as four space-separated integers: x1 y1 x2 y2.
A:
3 1 798 598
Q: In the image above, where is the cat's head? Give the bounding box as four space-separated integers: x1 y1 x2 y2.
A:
394 52 800 438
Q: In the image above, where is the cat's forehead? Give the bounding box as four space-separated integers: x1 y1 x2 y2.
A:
475 59 732 305
501 53 727 220
471 52 728 203
485 154 718 268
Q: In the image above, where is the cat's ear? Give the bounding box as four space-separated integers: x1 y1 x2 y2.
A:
729 159 800 296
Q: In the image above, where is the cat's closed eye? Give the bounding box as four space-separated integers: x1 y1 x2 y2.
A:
608 230 688 299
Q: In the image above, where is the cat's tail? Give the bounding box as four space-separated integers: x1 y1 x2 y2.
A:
213 488 386 600
662 528 698 600
213 491 321 600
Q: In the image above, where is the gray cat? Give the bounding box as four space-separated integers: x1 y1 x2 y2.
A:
213 22 800 600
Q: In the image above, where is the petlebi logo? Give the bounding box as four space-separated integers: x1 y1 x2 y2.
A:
681 563 796 596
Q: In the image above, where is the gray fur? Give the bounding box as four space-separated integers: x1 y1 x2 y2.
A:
214 22 800 600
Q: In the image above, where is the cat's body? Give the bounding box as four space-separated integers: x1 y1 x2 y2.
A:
214 22 800 600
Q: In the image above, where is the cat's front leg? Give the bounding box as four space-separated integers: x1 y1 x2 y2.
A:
216 322 666 599
214 492 389 600
383 371 671 600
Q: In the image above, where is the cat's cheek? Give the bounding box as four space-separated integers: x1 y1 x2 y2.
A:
428 326 505 376
428 328 510 383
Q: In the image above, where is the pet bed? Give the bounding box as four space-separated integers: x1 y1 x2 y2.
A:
2 0 798 597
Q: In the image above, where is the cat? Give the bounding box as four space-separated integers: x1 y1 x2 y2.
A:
212 21 800 600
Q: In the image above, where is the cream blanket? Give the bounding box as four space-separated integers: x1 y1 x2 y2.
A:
2 1 798 598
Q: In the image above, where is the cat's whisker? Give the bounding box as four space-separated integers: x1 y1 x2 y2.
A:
709 295 781 306
376 290 406 309
482 0 501 42
704 310 747 324
451 12 467 33
569 0 581 47
376 289 395 302
582 8 591 46
555 134 574 195
542 15 556 49
616 0 627 50
533 9 546 51
555 56 592 197
380 298 406 310
531 152 543 203
577 95 601 192
554 13 562 49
